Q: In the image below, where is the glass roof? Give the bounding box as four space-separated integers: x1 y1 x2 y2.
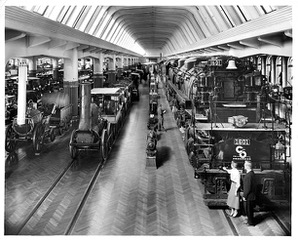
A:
20 5 280 55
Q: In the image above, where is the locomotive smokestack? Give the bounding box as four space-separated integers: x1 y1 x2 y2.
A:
78 83 92 130
17 61 27 125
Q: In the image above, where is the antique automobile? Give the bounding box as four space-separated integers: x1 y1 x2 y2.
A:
69 85 127 160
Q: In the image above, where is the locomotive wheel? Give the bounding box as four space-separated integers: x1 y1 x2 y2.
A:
50 128 56 142
101 129 108 161
33 123 45 154
69 130 78 159
5 124 17 152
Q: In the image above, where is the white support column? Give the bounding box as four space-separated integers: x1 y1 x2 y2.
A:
120 55 124 69
64 48 79 116
93 52 105 88
99 52 104 74
80 58 85 70
52 58 58 80
17 60 27 125
282 57 287 88
93 58 100 74
27 57 37 77
112 54 116 70
261 56 266 76
123 56 127 69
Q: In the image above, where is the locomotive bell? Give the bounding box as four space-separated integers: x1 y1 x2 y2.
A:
226 59 237 69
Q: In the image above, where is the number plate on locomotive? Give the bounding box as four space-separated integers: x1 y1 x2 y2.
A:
234 138 250 145
209 59 222 66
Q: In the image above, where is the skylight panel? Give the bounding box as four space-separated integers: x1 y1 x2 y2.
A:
78 6 97 32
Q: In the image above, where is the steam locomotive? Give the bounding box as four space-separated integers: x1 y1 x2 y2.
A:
69 73 139 160
164 55 291 207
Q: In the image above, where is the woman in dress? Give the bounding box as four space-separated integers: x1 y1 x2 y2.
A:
223 160 241 217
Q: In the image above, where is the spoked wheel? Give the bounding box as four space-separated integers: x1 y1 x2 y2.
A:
101 129 108 161
50 128 56 142
69 130 78 159
5 124 17 152
59 122 65 135
117 116 122 133
107 122 111 138
111 123 116 142
107 122 115 143
33 123 45 154
118 115 122 130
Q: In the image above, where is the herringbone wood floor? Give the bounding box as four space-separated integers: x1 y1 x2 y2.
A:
5 80 290 236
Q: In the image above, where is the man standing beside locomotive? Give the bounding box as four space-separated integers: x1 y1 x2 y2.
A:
242 160 257 226
158 104 166 131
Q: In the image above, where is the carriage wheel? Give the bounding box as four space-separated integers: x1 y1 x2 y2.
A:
112 123 117 141
50 128 56 142
69 130 78 159
118 115 122 130
107 122 115 142
33 123 45 154
59 122 65 135
101 129 108 161
5 124 17 152
107 122 111 137
118 115 122 132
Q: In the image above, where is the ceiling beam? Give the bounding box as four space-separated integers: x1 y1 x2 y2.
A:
64 42 80 51
5 29 26 42
78 44 90 51
227 42 245 50
49 39 67 49
217 45 230 51
258 36 283 47
84 46 98 53
239 39 260 49
27 35 51 48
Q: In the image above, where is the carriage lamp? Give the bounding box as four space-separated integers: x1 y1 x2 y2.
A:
271 85 280 98
226 59 238 70
194 170 199 179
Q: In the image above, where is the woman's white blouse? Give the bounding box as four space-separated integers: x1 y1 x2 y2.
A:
227 168 241 189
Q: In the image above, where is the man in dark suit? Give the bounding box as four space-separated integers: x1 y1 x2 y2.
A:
158 104 166 131
243 161 257 226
